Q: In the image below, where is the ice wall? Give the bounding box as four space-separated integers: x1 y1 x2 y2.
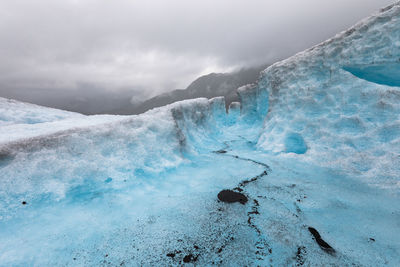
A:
1 3 400 266
1 2 399 215
0 97 234 207
248 3 400 189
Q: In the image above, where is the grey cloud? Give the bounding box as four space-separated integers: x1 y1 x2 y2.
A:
0 0 394 112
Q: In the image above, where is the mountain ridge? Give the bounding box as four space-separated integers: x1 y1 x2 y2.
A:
109 64 269 115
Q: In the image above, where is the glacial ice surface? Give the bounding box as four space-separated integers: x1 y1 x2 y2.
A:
1 3 400 266
0 97 83 126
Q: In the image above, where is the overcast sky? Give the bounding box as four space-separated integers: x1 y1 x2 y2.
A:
0 0 394 103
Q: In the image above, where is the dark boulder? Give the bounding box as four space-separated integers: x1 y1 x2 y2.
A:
308 227 335 254
218 190 248 204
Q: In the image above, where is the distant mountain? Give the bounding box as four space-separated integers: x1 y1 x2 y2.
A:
0 85 146 116
110 64 269 115
0 64 269 115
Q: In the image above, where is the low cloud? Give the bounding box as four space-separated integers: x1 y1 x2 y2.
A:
0 0 393 109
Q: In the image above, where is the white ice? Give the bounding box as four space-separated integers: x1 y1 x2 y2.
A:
0 2 400 266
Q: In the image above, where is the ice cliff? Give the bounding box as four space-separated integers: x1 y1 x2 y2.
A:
256 3 400 189
0 3 399 266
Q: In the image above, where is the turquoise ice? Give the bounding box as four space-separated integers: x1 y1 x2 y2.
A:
1 2 400 266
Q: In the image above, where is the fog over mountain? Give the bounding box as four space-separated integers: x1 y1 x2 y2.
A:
0 65 269 115
110 64 270 115
0 0 393 114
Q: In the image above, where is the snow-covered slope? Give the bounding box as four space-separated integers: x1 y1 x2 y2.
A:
0 3 400 266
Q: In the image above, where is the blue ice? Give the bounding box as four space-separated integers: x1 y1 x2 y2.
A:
343 63 400 87
284 132 307 154
1 3 400 266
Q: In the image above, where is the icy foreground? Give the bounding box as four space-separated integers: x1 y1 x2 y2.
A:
1 3 400 266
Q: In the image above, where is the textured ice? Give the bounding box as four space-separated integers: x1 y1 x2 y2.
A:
343 63 400 87
284 132 307 154
1 3 400 266
0 97 83 126
256 3 400 190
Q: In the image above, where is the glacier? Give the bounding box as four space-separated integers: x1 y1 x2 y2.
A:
1 3 400 266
